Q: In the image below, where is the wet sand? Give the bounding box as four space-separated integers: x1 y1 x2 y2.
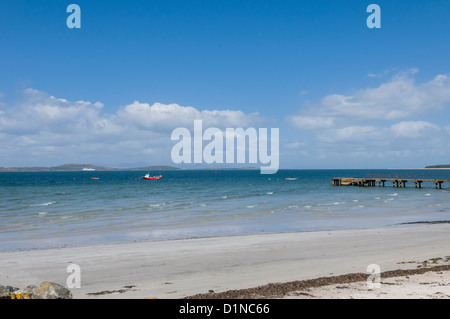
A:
1 223 450 299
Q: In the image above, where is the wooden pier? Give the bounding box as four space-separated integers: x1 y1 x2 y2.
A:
332 177 450 189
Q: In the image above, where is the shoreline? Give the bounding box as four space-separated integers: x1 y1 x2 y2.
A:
3 220 450 254
1 223 450 299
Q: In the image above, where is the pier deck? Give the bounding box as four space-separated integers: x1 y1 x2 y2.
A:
332 177 450 189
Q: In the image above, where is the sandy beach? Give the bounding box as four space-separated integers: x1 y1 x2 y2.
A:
1 223 450 299
282 269 450 299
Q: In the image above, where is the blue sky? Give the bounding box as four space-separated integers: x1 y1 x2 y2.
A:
1 0 450 169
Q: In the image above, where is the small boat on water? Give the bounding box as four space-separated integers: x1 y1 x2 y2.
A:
91 177 100 180
143 173 163 180
285 178 298 181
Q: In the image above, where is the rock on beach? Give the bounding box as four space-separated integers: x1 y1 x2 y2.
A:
0 282 72 299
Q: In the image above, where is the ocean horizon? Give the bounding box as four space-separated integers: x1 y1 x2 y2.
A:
1 169 450 252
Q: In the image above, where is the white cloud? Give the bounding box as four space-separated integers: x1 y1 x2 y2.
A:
287 70 450 166
289 70 450 127
390 121 440 138
319 125 383 143
119 101 261 131
0 88 104 135
288 115 334 130
0 88 264 167
319 121 441 144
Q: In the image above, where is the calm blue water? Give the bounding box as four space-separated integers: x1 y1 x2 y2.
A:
1 169 450 252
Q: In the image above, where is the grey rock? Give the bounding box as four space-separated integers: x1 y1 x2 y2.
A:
31 282 73 299
0 285 19 294
0 282 72 299
16 285 38 298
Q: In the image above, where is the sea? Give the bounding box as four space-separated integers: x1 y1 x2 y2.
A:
1 169 450 252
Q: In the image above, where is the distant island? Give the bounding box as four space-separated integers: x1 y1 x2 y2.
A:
0 164 181 172
425 165 450 169
2 164 450 172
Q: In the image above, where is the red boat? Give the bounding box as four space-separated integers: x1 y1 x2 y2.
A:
143 173 162 180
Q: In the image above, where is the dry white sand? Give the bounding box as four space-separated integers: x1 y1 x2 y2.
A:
284 270 450 299
1 223 450 299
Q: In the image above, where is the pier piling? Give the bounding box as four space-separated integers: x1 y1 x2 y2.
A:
332 177 449 189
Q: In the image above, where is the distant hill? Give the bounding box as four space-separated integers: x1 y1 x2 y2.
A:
125 166 182 171
425 165 450 169
0 164 180 172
